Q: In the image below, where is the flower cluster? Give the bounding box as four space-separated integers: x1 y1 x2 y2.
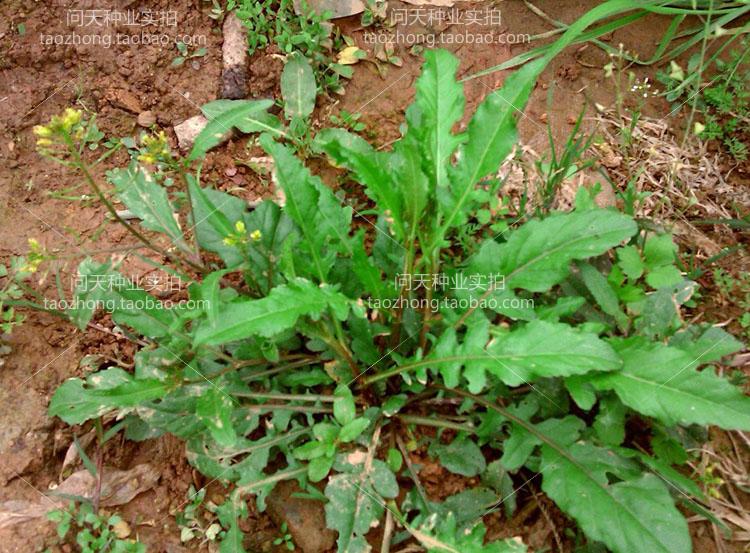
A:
138 131 172 165
19 238 47 275
222 221 262 247
33 108 85 152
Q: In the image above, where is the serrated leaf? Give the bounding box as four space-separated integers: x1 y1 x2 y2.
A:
49 368 169 425
578 261 627 327
440 58 543 234
109 165 186 249
191 99 281 159
193 278 350 345
477 210 637 293
617 245 644 280
592 339 750 430
540 442 690 553
669 325 743 362
407 49 465 191
315 129 404 240
643 233 677 269
483 320 621 386
281 53 317 120
421 320 621 390
261 135 353 281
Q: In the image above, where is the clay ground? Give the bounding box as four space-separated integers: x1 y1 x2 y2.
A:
0 0 748 551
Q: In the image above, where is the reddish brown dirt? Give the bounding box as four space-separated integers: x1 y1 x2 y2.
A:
0 0 747 551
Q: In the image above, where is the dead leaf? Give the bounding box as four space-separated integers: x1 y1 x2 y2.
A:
112 519 132 538
52 464 160 506
0 464 159 530
338 46 365 65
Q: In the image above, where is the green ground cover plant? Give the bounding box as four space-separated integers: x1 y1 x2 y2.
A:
233 0 356 94
659 38 750 160
26 45 750 552
46 501 144 553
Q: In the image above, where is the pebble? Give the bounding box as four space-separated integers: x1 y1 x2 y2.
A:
137 111 156 128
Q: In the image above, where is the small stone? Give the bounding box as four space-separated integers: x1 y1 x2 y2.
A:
225 166 238 177
137 111 156 128
174 115 232 152
105 88 143 113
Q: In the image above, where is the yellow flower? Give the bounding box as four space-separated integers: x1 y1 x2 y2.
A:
138 153 157 164
235 220 246 234
250 229 262 242
33 125 52 137
61 108 82 130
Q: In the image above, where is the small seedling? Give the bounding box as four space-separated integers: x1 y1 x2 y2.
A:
172 41 208 67
273 522 295 551
46 501 144 553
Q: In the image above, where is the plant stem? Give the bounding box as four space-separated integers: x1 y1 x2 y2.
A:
397 414 475 433
235 466 307 497
244 403 333 414
68 137 206 274
234 391 337 403
177 162 203 266
395 434 432 513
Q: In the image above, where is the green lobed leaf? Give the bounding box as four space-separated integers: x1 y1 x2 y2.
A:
407 49 465 191
481 320 621 387
260 135 353 281
417 320 621 391
438 58 543 236
49 368 170 425
540 441 691 553
592 338 750 430
472 209 637 293
315 128 404 240
193 278 350 346
109 165 186 250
